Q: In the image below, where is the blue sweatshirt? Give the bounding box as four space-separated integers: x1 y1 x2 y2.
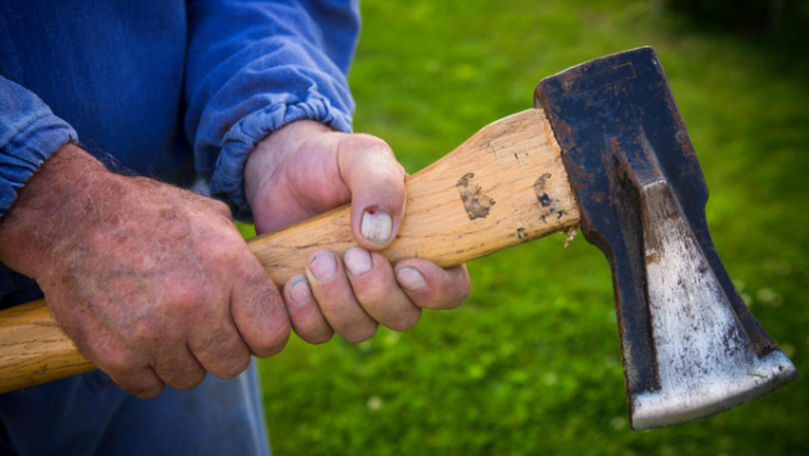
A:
0 2 360 454
0 0 359 304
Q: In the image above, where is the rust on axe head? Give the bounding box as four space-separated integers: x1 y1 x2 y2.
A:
534 47 797 429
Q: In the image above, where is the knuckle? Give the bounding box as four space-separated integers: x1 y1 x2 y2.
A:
355 283 388 308
345 135 405 178
208 199 232 219
189 326 251 379
292 316 333 345
289 311 333 345
243 269 280 305
429 287 468 310
155 356 206 391
342 323 378 343
387 308 422 332
422 269 470 310
301 328 333 345
130 319 162 345
166 282 207 314
90 342 139 373
190 327 233 359
106 366 164 398
446 281 471 309
129 382 165 399
216 354 251 380
170 370 206 391
352 265 394 305
238 280 290 357
251 318 291 357
204 239 243 268
350 134 392 154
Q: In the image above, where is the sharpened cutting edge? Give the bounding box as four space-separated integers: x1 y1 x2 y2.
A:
629 172 798 429
535 46 799 429
632 350 796 429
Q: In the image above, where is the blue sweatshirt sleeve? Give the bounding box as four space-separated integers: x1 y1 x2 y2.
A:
185 0 360 218
0 76 78 220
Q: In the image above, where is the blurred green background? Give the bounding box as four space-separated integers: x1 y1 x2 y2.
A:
251 0 809 454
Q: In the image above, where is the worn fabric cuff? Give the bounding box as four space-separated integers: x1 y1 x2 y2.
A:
209 94 352 220
0 111 78 220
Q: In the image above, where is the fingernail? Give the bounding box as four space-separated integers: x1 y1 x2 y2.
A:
310 252 337 281
344 246 372 276
289 276 312 306
361 207 392 245
396 267 427 292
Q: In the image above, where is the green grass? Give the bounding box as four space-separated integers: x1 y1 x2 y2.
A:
256 1 809 454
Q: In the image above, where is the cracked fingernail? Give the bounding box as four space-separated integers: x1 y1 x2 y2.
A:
289 276 312 306
310 252 337 281
344 247 372 276
396 267 427 292
361 207 392 245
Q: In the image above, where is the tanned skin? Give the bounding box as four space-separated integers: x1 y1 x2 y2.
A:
0 120 469 397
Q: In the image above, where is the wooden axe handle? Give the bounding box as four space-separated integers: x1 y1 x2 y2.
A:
0 108 580 393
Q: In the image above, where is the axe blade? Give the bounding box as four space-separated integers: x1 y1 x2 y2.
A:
535 46 797 429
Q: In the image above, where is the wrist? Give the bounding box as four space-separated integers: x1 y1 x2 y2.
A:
244 120 333 209
0 143 114 278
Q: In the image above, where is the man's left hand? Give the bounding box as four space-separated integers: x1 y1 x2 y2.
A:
244 121 470 344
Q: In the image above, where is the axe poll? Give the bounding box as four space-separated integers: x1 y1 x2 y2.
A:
0 46 797 429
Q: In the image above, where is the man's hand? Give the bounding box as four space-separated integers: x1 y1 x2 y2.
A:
245 121 470 344
0 144 290 397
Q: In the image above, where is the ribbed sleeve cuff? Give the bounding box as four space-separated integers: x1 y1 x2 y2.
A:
209 93 352 220
0 114 78 219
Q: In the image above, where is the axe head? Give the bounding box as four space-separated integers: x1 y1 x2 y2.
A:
534 47 797 429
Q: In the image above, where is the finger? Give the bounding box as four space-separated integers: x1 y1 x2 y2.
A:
187 315 252 380
229 258 291 357
283 275 334 344
305 249 378 342
394 260 471 310
63 311 165 398
206 197 234 221
122 308 207 391
107 366 166 399
336 134 406 249
82 328 165 398
152 345 207 391
343 247 421 331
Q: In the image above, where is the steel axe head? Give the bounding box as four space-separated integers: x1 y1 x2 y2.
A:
534 46 797 429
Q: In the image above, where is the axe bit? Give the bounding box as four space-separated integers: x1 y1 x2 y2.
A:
0 47 797 429
535 46 797 428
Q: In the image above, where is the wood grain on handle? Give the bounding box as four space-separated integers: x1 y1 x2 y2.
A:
0 299 95 392
0 108 580 394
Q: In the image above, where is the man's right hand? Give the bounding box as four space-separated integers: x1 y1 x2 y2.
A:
0 144 290 397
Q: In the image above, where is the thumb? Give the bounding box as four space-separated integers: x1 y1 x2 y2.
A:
336 134 407 250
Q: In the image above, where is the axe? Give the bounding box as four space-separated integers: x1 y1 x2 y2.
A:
0 47 797 429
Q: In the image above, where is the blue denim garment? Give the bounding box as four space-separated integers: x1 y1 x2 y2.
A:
0 360 270 456
0 1 359 454
0 78 78 221
186 0 357 217
0 0 358 295
0 0 357 220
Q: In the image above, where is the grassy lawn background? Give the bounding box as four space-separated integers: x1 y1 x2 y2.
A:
252 1 809 454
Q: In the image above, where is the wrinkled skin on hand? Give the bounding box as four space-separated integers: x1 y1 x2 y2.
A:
245 121 470 345
0 120 471 398
0 145 289 397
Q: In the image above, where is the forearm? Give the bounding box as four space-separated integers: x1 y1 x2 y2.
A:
0 141 290 397
0 75 79 221
184 0 359 217
0 144 114 279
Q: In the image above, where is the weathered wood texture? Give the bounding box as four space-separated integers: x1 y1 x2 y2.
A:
250 108 580 284
0 299 94 392
0 108 580 393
